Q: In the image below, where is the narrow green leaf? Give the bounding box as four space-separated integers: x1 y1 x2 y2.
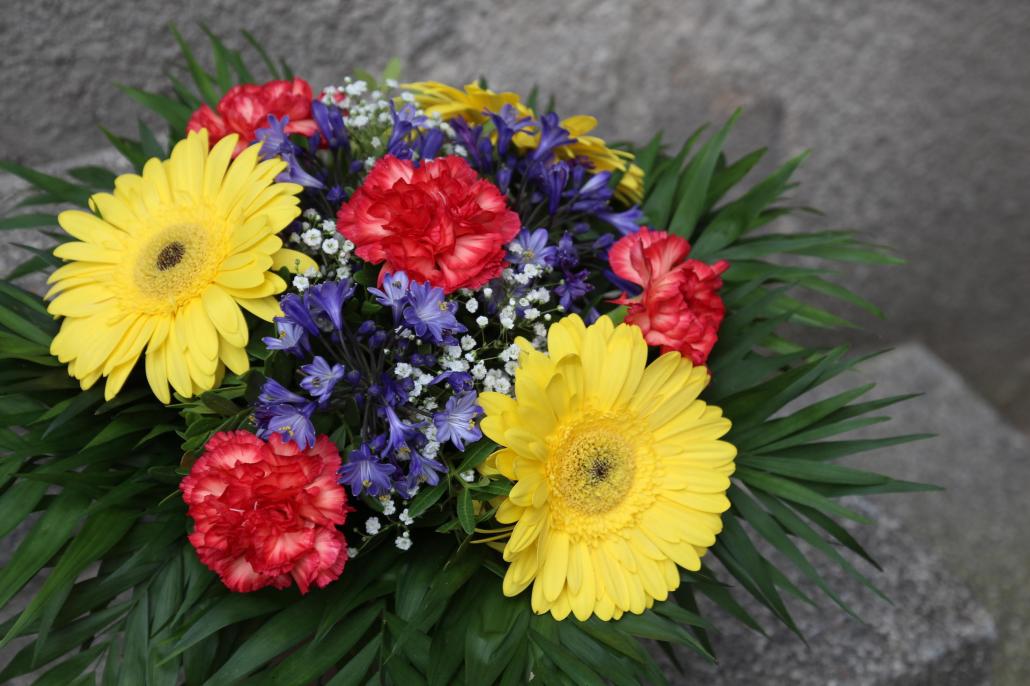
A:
733 383 875 450
0 213 57 230
713 515 801 636
0 601 128 682
768 433 934 462
705 147 766 208
251 601 382 686
633 132 663 177
668 110 740 236
457 488 476 534
0 490 88 612
643 126 705 227
382 56 403 82
30 642 107 686
736 466 871 523
3 508 137 650
557 622 640 686
529 629 606 685
0 478 47 538
323 635 381 686
169 25 219 107
692 151 809 257
117 85 193 131
100 127 147 170
729 485 861 619
119 589 150 685
202 593 325 685
0 161 91 205
739 455 890 486
138 119 165 160
161 592 291 662
67 165 117 189
241 30 281 79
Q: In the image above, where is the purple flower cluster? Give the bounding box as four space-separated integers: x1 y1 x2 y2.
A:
441 107 643 314
254 274 483 500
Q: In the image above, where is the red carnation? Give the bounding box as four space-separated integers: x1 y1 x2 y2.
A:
180 430 353 594
610 228 729 365
186 77 319 156
337 155 521 293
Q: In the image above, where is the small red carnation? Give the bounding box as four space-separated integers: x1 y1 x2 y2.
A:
187 77 318 156
610 228 730 365
337 155 521 293
180 430 353 594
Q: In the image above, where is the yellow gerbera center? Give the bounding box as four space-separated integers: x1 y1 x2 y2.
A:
549 414 639 516
131 220 220 310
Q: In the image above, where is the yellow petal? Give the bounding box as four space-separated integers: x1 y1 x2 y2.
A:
272 248 317 274
235 296 282 322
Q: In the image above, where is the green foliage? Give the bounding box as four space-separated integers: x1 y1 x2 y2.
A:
0 25 930 686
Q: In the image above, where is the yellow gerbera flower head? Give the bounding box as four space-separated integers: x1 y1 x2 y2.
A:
403 81 645 204
46 130 316 403
478 314 736 621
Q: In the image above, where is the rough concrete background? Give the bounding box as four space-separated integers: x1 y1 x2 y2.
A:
2 0 1029 431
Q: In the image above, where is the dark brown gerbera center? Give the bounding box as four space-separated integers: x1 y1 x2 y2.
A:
156 241 186 271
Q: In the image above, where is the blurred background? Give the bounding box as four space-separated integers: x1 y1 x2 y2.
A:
1 1 1027 683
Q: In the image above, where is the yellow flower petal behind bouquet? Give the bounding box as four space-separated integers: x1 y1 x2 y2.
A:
480 314 736 621
47 130 306 403
404 81 645 204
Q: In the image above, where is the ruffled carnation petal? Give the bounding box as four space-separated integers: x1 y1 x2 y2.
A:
180 430 352 594
610 229 729 365
337 155 520 293
187 77 318 156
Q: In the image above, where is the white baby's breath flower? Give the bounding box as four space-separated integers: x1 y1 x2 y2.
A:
302 228 322 247
292 275 310 291
365 517 381 535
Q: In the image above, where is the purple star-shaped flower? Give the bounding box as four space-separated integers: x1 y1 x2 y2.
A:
299 355 346 403
401 281 466 344
434 392 484 451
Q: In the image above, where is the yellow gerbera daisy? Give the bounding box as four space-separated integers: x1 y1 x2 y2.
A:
478 314 736 621
403 81 645 204
46 130 315 403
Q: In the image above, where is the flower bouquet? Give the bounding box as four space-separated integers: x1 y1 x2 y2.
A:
0 28 930 685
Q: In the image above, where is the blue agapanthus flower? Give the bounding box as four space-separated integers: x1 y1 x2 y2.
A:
254 399 317 449
262 318 309 357
402 281 466 344
299 356 346 403
403 447 448 494
255 115 325 189
509 227 557 268
339 444 397 497
368 271 410 318
433 391 484 451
